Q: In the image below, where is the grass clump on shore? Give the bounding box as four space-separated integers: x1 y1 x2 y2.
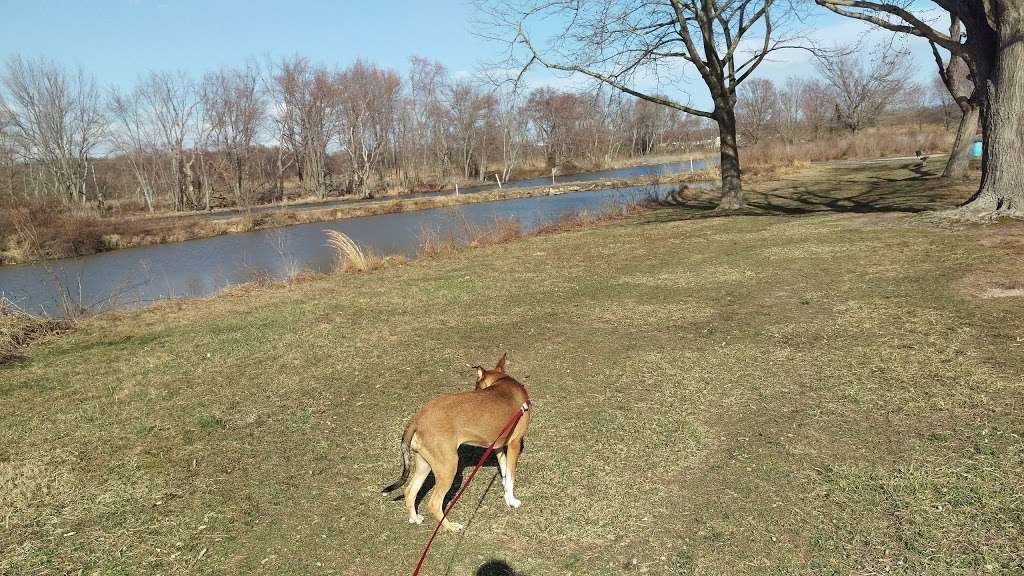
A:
324 230 382 273
0 301 69 364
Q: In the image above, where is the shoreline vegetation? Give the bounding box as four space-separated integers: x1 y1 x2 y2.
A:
0 118 964 268
0 161 717 266
3 159 1021 574
0 174 658 359
1 157 976 343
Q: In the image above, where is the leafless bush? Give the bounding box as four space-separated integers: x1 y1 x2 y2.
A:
0 297 70 363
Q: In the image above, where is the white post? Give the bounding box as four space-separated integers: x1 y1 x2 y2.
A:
689 158 694 172
455 182 459 195
551 168 556 185
494 173 502 189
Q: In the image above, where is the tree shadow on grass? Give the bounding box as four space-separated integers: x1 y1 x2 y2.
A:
642 162 957 225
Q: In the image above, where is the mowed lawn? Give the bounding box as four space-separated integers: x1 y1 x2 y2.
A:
2 161 1023 575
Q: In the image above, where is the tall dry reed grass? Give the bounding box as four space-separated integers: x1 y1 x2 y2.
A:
324 230 382 272
742 124 954 168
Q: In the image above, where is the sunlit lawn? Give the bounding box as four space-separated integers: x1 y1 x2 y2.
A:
2 160 1022 575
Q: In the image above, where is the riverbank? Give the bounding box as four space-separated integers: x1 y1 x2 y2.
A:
3 159 1021 574
0 167 714 266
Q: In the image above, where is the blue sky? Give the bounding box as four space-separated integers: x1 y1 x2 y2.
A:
0 0 481 86
1 0 940 110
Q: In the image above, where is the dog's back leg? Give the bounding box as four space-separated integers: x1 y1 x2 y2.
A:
403 452 431 524
422 446 463 531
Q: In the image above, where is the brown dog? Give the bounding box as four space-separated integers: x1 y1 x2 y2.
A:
382 354 530 531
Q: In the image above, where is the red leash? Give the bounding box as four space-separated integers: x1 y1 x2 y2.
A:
411 400 531 576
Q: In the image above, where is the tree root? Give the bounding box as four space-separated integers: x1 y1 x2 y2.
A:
926 206 1024 223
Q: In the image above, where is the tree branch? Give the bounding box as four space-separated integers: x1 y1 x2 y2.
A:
516 28 714 118
814 0 962 54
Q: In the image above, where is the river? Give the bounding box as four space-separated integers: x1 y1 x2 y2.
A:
0 161 710 316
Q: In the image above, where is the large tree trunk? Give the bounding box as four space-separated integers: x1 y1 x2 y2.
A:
942 103 979 180
961 6 1024 216
716 108 744 209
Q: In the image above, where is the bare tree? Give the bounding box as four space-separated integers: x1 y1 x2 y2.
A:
335 61 401 197
405 57 452 183
108 87 160 211
485 0 805 209
627 98 674 156
200 65 266 206
814 0 1023 216
138 71 200 211
930 75 957 129
443 79 495 181
269 57 333 199
2 56 105 206
736 78 780 144
797 79 833 139
526 87 587 168
0 96 18 202
775 77 806 142
495 85 527 182
815 45 910 133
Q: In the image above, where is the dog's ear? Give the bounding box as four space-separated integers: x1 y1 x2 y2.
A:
495 353 507 372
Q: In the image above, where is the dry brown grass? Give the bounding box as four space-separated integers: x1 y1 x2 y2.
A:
744 158 814 182
743 124 955 168
418 216 524 258
0 205 247 264
533 195 653 235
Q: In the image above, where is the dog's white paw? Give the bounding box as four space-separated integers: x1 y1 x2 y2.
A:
445 521 464 532
505 496 522 509
408 514 424 525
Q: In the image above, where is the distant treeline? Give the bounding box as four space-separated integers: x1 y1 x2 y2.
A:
0 54 950 214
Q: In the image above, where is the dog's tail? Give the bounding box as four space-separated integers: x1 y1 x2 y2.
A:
382 422 415 494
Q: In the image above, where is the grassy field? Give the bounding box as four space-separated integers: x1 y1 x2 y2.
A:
2 159 1022 575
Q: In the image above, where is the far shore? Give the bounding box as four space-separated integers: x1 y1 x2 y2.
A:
0 164 716 267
